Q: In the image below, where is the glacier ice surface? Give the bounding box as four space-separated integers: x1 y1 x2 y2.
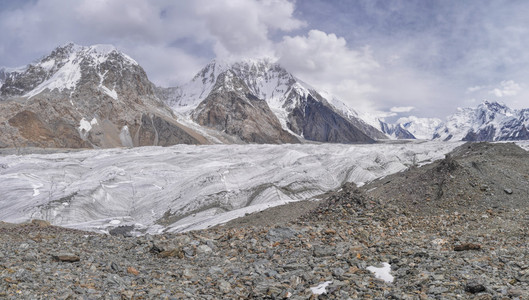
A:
0 142 465 234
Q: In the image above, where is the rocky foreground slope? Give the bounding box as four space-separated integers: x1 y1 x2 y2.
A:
1 142 528 299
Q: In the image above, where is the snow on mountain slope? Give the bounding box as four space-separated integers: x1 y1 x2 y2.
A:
433 101 529 141
379 122 416 139
165 59 388 141
0 141 461 234
1 43 138 99
396 116 443 140
516 140 529 151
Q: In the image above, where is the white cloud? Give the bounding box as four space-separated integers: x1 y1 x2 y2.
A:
2 0 528 118
466 85 485 93
276 30 380 112
489 80 521 97
127 45 207 87
196 0 304 59
390 106 415 113
0 0 305 86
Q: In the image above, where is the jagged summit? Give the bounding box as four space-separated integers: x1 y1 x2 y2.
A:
0 43 141 100
48 42 137 64
168 58 294 113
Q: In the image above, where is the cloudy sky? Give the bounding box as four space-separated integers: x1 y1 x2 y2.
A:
1 0 528 120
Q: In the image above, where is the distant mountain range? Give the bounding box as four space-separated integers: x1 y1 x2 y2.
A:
1 43 528 149
433 101 529 141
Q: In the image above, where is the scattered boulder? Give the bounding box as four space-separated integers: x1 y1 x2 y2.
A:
127 266 139 276
52 253 80 262
266 227 297 242
31 219 51 228
454 243 482 251
465 282 486 294
109 225 134 237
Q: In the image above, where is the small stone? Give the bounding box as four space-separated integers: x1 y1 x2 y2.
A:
479 184 489 192
313 245 333 257
324 229 336 235
333 268 345 277
159 248 184 258
432 274 445 281
504 188 513 194
197 244 213 254
454 243 481 251
106 274 125 288
109 225 134 237
266 227 297 242
127 266 139 276
183 268 194 278
121 290 134 300
465 282 486 294
474 294 493 300
219 280 231 294
183 246 195 257
508 288 523 297
53 253 80 262
111 261 121 272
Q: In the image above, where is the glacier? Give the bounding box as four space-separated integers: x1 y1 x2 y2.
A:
0 142 465 234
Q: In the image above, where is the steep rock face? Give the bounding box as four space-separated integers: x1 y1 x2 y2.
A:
7 110 90 148
193 71 299 144
433 101 529 141
165 59 386 143
287 95 374 143
0 43 207 148
134 113 207 146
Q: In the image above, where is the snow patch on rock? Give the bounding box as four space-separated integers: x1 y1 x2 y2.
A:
119 125 133 148
78 118 98 139
367 262 394 283
310 281 332 295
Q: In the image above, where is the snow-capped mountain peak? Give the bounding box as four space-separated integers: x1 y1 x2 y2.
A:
433 100 529 141
0 43 139 99
164 58 388 142
1 43 207 149
170 58 295 114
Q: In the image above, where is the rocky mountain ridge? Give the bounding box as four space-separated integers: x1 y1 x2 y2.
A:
2 43 529 148
1 46 396 148
433 101 529 141
162 58 388 144
0 43 208 149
